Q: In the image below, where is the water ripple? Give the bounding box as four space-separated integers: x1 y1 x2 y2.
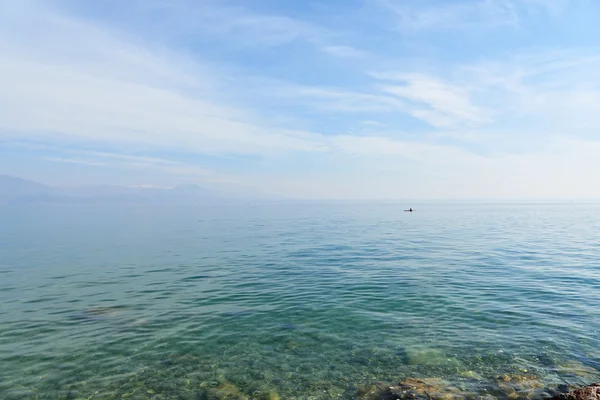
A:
0 203 599 399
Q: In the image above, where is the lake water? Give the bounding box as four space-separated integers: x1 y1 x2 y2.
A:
1 202 599 400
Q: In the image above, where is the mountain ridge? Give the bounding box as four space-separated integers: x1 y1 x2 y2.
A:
0 175 229 205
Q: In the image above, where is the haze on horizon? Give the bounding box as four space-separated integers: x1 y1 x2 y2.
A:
1 0 600 200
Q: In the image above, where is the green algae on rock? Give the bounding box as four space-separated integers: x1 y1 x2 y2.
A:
208 382 247 400
494 374 545 400
257 390 280 400
458 370 483 380
401 347 462 367
356 377 465 400
556 361 599 379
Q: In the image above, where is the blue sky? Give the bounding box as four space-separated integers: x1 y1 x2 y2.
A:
1 0 600 199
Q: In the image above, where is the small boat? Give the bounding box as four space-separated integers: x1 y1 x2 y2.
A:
404 208 414 212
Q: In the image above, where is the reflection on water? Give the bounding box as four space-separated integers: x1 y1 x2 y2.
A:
0 203 599 399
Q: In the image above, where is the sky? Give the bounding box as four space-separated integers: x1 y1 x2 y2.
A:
1 0 600 199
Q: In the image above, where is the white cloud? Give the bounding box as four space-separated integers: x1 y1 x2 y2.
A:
46 151 212 177
3 0 600 198
369 47 600 133
228 135 600 199
44 157 109 167
321 45 367 58
375 0 518 32
196 5 326 47
0 60 327 156
374 73 490 127
361 120 387 127
454 50 600 135
0 2 331 158
284 86 407 113
58 0 330 49
374 0 578 33
468 137 600 199
331 135 484 163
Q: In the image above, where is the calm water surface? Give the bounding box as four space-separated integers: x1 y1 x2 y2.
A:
1 202 599 399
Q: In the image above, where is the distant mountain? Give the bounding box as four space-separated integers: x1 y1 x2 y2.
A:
0 175 227 205
0 175 52 198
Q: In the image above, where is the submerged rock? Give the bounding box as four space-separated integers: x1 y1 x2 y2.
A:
68 306 124 323
168 353 201 363
356 383 381 400
458 370 483 380
356 378 464 400
549 383 600 400
278 322 299 330
207 382 247 400
357 375 600 400
556 360 598 379
257 390 280 400
401 347 461 367
494 374 544 399
86 307 122 316
398 378 464 400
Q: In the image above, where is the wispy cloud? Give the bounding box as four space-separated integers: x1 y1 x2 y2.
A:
68 0 331 49
375 0 518 32
0 2 329 158
193 4 327 47
44 157 109 167
2 0 600 198
373 0 577 33
331 135 484 163
277 85 406 113
321 45 367 58
361 120 387 127
374 73 490 127
46 151 212 177
369 47 600 133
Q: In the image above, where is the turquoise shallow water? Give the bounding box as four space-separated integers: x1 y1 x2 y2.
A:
1 202 600 400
